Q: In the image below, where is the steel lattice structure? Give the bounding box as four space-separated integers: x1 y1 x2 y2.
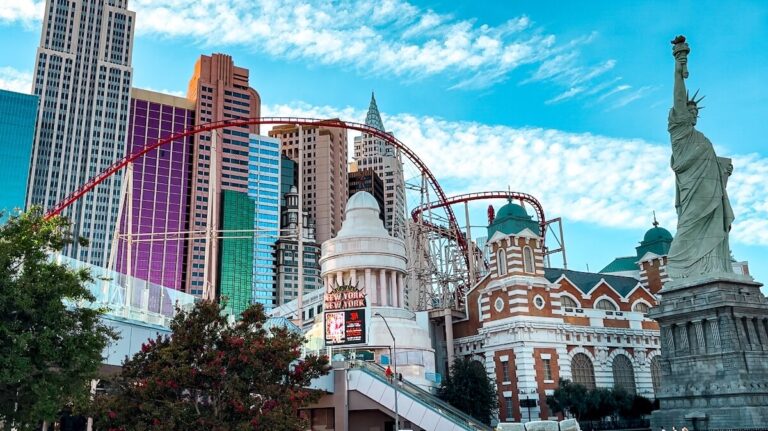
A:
412 190 546 237
408 191 548 310
44 117 473 310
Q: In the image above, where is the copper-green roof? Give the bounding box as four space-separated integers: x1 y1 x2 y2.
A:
636 226 673 257
599 256 638 274
643 226 673 242
545 268 639 298
600 222 673 274
487 201 540 238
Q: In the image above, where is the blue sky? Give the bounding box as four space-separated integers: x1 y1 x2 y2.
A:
1 0 766 285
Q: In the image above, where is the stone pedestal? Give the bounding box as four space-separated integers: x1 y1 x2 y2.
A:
650 273 768 430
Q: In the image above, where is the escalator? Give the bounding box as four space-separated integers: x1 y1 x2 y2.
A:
347 362 493 431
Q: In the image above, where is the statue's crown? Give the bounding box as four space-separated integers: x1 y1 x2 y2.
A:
687 89 705 109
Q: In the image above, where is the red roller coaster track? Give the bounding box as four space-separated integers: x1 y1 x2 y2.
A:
44 117 469 265
411 190 547 238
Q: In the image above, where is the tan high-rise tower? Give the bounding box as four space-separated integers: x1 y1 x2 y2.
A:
269 123 348 244
352 93 406 238
27 0 135 267
185 53 261 298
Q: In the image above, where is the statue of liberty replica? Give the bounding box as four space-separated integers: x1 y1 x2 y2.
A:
650 36 768 430
666 34 734 279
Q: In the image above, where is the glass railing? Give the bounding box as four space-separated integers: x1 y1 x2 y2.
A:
52 254 196 327
356 362 492 431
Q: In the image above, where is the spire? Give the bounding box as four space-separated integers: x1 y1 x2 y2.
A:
652 210 659 228
364 91 385 131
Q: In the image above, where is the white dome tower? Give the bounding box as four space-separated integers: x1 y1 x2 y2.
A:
320 192 435 388
321 191 406 306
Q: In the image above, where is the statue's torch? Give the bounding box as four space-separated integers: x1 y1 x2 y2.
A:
671 35 689 79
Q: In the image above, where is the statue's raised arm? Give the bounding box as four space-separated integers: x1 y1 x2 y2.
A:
671 35 689 114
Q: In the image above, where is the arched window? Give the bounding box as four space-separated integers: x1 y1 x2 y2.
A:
633 302 650 314
560 295 578 309
523 246 535 273
595 299 617 311
650 356 662 395
497 249 507 276
571 353 596 389
612 355 637 395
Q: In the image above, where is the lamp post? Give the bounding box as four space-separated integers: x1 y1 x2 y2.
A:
374 312 399 430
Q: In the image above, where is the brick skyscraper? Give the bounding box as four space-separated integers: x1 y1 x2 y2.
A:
185 54 261 298
27 0 135 267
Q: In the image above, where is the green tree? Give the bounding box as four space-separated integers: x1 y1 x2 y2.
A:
547 379 589 419
90 300 330 430
0 209 116 428
619 392 655 419
549 380 657 421
438 357 498 425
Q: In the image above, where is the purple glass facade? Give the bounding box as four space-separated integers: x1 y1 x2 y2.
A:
115 89 195 290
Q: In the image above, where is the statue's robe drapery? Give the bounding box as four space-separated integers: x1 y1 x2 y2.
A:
667 106 734 278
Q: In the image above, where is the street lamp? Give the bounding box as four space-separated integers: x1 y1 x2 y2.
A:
519 388 537 423
374 312 399 430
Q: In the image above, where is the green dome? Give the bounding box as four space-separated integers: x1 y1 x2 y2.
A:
643 226 673 243
496 202 530 220
487 201 540 238
635 224 673 257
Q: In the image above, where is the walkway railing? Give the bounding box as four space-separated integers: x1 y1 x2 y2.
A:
53 254 196 327
357 361 492 431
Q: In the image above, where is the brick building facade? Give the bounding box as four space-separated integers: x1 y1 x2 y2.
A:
447 200 672 423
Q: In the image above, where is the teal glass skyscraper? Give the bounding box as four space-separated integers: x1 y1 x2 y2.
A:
0 89 38 219
248 135 281 312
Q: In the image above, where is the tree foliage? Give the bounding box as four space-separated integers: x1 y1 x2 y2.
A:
0 209 116 428
547 379 656 421
438 357 498 425
90 300 330 430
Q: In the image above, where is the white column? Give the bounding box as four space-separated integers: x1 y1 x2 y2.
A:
379 270 387 306
445 310 454 373
390 270 398 307
514 345 539 422
325 274 334 291
555 344 570 381
336 271 344 287
398 273 405 309
365 269 374 304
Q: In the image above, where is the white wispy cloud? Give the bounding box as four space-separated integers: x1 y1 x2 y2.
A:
0 66 32 93
0 65 188 98
546 87 585 104
141 87 186 98
596 84 631 103
609 85 655 109
3 0 641 105
262 101 768 247
0 0 43 28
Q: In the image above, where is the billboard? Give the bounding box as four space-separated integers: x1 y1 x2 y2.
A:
324 308 366 346
324 282 367 346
